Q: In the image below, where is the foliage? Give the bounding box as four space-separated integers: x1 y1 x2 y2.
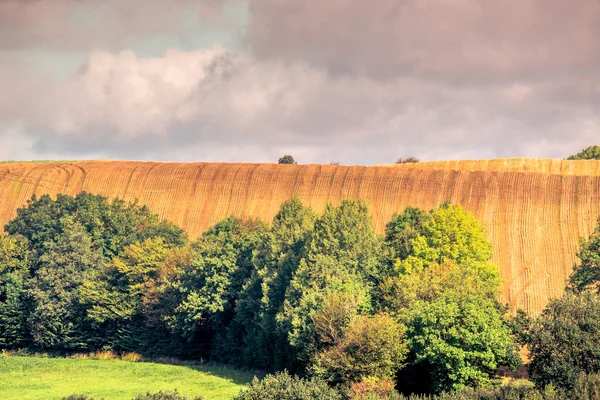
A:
229 198 316 370
279 200 381 364
569 218 600 293
380 204 517 393
310 313 408 385
133 390 204 400
0 235 29 348
407 294 520 393
396 157 420 164
348 377 398 399
571 372 600 400
5 192 186 262
278 155 297 164
528 291 600 390
79 237 175 353
567 145 600 160
233 371 341 400
397 203 493 272
385 207 431 265
178 217 267 360
27 219 104 350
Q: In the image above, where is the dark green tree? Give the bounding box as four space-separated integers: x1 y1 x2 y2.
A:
234 198 316 369
278 155 297 164
528 291 600 390
178 217 267 359
569 218 600 293
279 200 383 366
27 218 104 350
5 192 186 263
0 235 30 348
567 145 600 160
384 207 431 266
79 237 172 352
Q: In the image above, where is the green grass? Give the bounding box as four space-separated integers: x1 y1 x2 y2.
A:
1 355 257 400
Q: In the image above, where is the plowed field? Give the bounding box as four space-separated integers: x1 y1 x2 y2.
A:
1 159 599 314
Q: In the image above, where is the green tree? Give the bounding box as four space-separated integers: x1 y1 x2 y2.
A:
279 200 382 366
528 291 600 390
385 207 430 263
398 203 492 272
234 198 316 369
178 217 267 359
407 294 520 393
80 237 172 352
0 235 30 348
380 204 517 393
567 145 600 160
310 312 408 385
5 192 186 263
27 219 104 350
569 218 600 293
278 155 297 164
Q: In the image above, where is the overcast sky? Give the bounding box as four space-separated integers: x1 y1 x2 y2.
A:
0 0 598 164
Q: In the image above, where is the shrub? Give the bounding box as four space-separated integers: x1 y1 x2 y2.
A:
527 291 600 390
233 371 341 400
133 390 203 400
571 373 600 400
310 313 408 385
396 157 420 164
349 377 398 399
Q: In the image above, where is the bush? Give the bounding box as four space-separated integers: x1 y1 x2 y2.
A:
133 390 203 400
233 371 341 400
310 313 408 385
571 373 600 400
396 157 420 164
349 377 398 399
527 291 600 390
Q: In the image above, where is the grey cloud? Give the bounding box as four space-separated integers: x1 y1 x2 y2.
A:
5 46 594 164
245 0 600 83
0 0 241 50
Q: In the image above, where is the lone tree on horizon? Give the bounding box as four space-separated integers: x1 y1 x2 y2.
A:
278 155 297 164
396 156 420 164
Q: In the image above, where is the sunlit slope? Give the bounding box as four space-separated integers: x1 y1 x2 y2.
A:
1 160 600 314
379 158 600 176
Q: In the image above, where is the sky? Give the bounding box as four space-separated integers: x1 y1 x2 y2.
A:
0 0 598 164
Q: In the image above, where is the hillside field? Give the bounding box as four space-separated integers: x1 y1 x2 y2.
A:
0 354 255 400
2 158 600 314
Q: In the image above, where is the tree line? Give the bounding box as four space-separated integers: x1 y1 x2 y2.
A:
3 192 600 398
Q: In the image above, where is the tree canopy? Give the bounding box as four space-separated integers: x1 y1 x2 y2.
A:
567 145 600 160
278 155 297 164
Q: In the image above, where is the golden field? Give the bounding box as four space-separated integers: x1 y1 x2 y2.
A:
1 159 600 315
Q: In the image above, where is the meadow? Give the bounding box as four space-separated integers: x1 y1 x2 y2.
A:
0 354 255 400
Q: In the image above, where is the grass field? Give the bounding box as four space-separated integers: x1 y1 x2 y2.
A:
1 354 256 400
